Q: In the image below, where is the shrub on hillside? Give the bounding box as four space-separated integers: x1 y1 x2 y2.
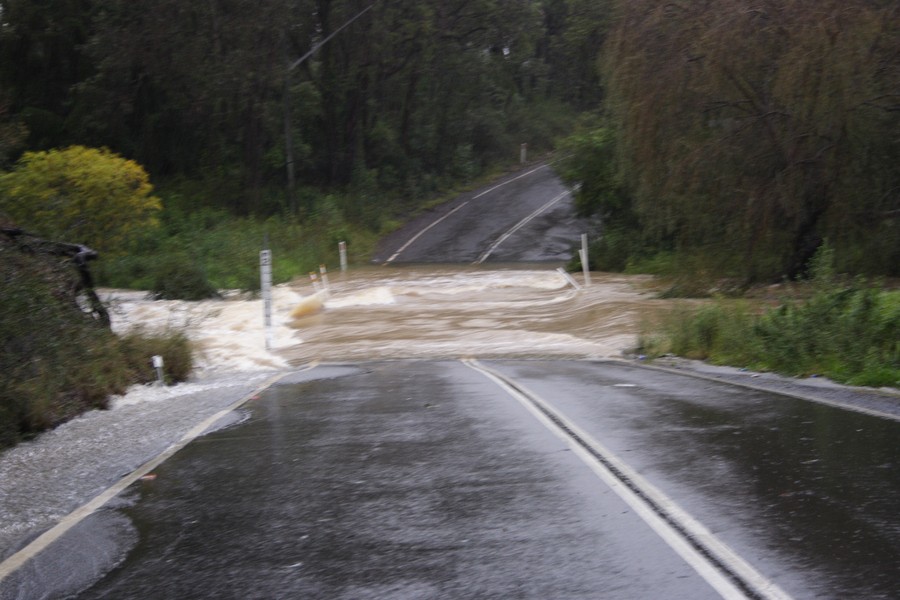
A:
639 286 899 388
0 235 194 449
149 253 220 300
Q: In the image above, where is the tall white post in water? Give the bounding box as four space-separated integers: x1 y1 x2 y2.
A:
319 264 330 294
339 241 348 272
260 249 273 350
580 233 591 287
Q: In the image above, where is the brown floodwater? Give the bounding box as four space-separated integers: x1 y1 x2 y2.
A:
280 265 666 364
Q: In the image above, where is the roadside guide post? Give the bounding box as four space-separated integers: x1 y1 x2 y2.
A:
260 249 273 351
339 241 348 273
320 264 330 294
520 143 528 164
580 233 591 287
151 355 164 386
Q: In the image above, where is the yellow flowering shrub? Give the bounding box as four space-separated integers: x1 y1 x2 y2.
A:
0 145 161 253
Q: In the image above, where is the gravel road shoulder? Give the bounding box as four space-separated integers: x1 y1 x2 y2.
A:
0 371 277 562
2 357 897 568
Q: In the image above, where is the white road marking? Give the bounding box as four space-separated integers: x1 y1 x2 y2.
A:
384 201 472 264
383 164 548 264
463 359 794 600
637 362 900 423
0 370 298 583
471 164 547 199
473 190 571 264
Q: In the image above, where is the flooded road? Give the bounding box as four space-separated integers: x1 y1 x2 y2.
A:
283 266 662 364
7 361 896 599
3 164 898 599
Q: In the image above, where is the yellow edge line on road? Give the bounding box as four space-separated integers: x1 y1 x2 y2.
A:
0 369 301 582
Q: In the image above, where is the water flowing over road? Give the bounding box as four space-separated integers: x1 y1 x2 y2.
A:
2 164 898 600
283 267 661 363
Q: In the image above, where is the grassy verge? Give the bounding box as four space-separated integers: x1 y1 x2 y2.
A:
95 203 380 295
1 249 193 449
638 283 900 388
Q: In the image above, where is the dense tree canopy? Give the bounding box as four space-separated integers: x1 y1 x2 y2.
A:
1 0 605 214
2 0 897 280
599 0 900 279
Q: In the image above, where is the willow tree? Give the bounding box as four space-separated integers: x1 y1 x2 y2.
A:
604 0 900 279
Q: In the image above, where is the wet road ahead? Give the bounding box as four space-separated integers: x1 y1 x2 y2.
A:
373 163 586 264
5 360 897 599
3 166 898 599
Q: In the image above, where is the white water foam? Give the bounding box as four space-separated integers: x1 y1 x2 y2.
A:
102 286 305 375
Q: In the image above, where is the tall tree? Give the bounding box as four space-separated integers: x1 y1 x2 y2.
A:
0 0 95 149
604 0 900 279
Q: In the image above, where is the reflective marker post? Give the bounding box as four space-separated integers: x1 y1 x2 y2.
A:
339 241 348 273
151 355 164 386
580 233 591 287
260 249 273 351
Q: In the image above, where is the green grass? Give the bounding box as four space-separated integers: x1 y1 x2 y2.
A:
1 250 194 449
639 285 900 388
96 201 380 295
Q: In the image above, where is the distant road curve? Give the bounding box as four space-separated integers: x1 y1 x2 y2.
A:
373 163 587 264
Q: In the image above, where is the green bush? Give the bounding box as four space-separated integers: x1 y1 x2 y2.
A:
149 254 220 300
640 286 899 388
1 255 124 447
119 327 193 385
1 245 195 449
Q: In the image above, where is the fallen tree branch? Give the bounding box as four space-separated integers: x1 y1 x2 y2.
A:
2 228 111 328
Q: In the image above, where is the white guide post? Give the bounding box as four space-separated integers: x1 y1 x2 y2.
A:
319 264 330 294
580 233 591 287
260 249 273 351
151 355 164 386
339 241 348 272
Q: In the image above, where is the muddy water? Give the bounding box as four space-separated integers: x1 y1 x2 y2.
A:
282 266 663 364
101 267 664 372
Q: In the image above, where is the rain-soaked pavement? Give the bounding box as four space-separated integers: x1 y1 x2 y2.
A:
485 360 900 599
3 361 897 599
3 165 898 598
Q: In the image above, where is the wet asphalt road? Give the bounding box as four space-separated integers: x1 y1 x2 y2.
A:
373 163 587 264
4 167 899 598
5 360 898 599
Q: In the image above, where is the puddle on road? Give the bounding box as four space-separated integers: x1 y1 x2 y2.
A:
281 265 664 364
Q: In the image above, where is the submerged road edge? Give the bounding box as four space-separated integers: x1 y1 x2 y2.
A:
0 369 299 583
463 359 793 600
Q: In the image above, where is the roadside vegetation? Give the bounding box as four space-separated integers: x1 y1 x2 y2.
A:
638 248 900 388
0 229 193 449
1 0 898 450
561 0 898 286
